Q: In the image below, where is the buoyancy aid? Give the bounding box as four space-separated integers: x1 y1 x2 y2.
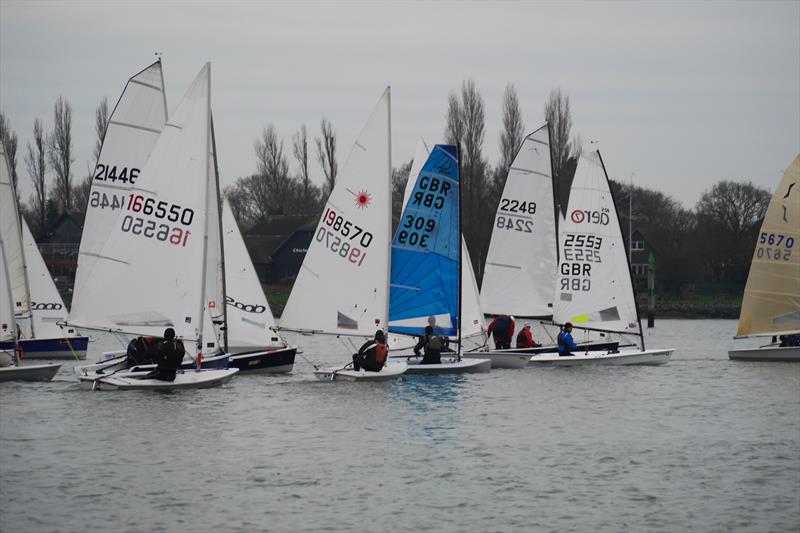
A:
375 343 388 365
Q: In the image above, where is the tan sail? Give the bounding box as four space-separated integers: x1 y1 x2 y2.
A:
737 154 800 337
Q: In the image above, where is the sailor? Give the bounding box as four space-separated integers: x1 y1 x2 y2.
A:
487 314 515 350
353 330 389 372
150 328 186 381
125 335 160 366
413 325 453 364
516 322 538 348
557 322 579 357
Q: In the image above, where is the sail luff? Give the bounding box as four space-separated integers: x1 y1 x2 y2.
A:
196 63 213 353
210 114 228 351
384 86 392 337
0 240 20 363
736 154 800 337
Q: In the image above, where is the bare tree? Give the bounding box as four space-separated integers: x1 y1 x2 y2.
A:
24 118 48 236
315 117 337 200
445 79 491 282
544 88 574 180
92 97 109 162
498 84 524 179
0 112 19 191
292 124 320 214
73 97 109 215
254 124 293 217
391 159 413 230
47 96 74 213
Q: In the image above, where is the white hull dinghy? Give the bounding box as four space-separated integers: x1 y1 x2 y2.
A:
728 155 799 362
279 89 400 380
399 355 491 374
0 362 61 382
84 368 238 391
729 345 800 362
529 348 672 366
314 361 407 382
463 350 530 369
543 149 673 366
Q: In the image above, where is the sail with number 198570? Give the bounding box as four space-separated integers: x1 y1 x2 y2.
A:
280 89 392 337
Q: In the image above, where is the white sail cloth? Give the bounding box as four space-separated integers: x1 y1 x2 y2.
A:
481 125 558 317
552 150 640 336
737 154 800 337
280 88 392 336
0 137 30 330
69 64 213 341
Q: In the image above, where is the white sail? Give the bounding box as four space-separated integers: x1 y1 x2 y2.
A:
20 220 69 338
0 136 31 332
0 239 16 342
461 237 486 341
481 125 557 317
736 154 800 337
69 64 212 341
552 150 640 336
204 121 225 326
73 61 168 303
280 88 391 336
222 198 281 348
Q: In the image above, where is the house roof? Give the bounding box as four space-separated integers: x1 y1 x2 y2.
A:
39 212 86 244
243 214 318 263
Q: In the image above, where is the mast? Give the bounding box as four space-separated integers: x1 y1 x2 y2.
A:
210 114 228 351
384 86 392 336
195 63 212 362
0 239 19 365
456 143 463 360
1 136 34 338
597 150 645 351
547 121 560 267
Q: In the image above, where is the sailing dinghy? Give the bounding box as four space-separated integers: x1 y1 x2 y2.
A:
729 154 800 362
479 124 618 361
528 150 672 366
0 134 87 360
388 142 491 374
68 63 237 389
279 88 406 381
0 234 61 382
221 199 297 372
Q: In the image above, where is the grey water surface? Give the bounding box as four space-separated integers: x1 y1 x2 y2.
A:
1 319 798 532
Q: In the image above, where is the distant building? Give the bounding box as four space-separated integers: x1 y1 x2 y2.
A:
629 229 655 281
37 212 85 297
243 215 318 284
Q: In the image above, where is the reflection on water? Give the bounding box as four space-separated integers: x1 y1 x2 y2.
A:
1 320 798 532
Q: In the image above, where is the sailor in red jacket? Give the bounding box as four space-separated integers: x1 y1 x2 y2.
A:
487 315 515 349
516 322 538 348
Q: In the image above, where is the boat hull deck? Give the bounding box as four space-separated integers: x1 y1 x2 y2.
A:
728 346 800 362
528 348 673 366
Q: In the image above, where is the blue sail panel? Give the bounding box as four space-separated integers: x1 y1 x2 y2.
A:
389 144 460 337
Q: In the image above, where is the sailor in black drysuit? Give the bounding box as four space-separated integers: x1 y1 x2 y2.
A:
126 335 161 366
149 328 186 381
413 325 453 364
353 330 389 372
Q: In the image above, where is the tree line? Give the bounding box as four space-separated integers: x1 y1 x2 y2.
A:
1 84 771 291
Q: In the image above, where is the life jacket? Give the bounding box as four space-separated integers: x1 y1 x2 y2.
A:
374 343 388 365
516 329 531 347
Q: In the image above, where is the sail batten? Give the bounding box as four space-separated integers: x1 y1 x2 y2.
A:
736 155 800 337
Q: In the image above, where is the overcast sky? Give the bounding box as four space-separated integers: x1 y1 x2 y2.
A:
1 1 798 208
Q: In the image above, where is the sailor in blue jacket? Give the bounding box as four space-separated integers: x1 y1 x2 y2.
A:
557 322 578 356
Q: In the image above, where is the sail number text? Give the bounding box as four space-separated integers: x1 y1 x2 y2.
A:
756 232 794 261
323 208 374 248
94 163 140 184
559 233 603 292
119 194 195 247
397 215 436 248
411 175 452 209
315 227 367 267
